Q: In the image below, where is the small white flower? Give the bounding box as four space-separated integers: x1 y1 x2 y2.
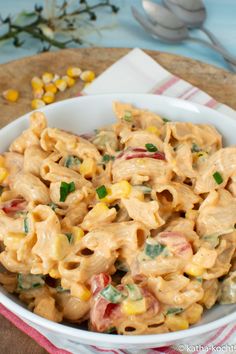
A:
38 24 54 39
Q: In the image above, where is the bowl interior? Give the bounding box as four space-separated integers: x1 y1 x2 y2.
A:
1 93 236 344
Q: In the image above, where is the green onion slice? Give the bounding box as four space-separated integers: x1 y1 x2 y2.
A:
23 217 29 234
65 232 73 243
64 155 81 168
56 286 70 293
102 154 115 163
60 181 75 202
162 118 170 123
191 143 201 153
17 274 45 291
166 307 183 315
123 111 132 122
96 185 108 199
144 240 166 259
213 171 223 185
145 143 158 152
104 327 117 334
133 185 152 194
100 284 125 303
125 284 143 301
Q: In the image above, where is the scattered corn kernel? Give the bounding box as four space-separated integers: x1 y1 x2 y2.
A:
2 89 19 102
44 82 57 94
31 76 44 90
80 70 95 83
146 125 161 136
72 226 84 243
33 87 44 99
42 72 54 84
79 158 96 178
31 99 46 110
43 91 55 104
0 167 8 183
166 315 189 331
51 233 70 261
180 303 203 325
91 202 110 216
62 75 75 87
4 232 25 250
67 66 82 78
49 268 61 279
71 283 91 301
55 79 67 92
184 263 205 277
101 180 132 203
0 156 5 167
122 298 146 315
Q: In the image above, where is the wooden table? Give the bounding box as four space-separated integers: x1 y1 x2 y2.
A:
0 47 235 354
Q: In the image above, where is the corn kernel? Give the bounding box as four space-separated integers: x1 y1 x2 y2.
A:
71 283 91 301
43 91 55 104
130 188 145 201
79 158 96 178
33 87 44 99
55 79 67 92
44 82 57 94
2 89 19 102
4 232 25 249
184 263 205 277
31 76 44 90
166 315 189 331
42 72 53 84
101 181 132 203
31 99 46 110
91 202 109 216
62 75 75 87
0 156 5 168
72 226 84 243
0 167 8 183
49 268 61 279
146 125 161 136
122 298 146 315
180 303 203 325
51 233 70 261
80 70 95 83
52 74 60 82
67 66 82 78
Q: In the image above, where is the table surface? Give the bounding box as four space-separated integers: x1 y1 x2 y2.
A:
0 0 236 70
1 47 236 354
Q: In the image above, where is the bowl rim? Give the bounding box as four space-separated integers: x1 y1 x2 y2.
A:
1 93 236 345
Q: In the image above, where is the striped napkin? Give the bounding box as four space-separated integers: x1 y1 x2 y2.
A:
1 48 236 354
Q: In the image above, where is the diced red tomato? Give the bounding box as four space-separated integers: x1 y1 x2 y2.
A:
90 296 121 332
125 151 165 160
89 273 111 296
1 198 27 215
157 231 193 258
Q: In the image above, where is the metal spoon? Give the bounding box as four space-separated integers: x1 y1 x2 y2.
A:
131 5 236 68
162 0 236 70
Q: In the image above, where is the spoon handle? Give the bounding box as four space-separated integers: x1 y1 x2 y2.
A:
200 26 236 72
187 36 236 67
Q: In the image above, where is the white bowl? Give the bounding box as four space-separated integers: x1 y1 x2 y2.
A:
1 94 236 351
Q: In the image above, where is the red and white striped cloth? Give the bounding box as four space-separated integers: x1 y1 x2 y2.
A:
1 48 236 354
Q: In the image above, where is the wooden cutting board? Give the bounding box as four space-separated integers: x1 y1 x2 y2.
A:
0 47 236 354
0 48 236 128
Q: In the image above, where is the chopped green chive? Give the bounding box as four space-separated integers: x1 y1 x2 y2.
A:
100 284 125 303
96 185 108 199
23 217 29 234
17 274 45 291
65 232 73 243
60 181 75 202
48 202 58 211
123 110 132 122
104 327 117 334
163 118 170 123
145 241 166 259
56 286 70 293
213 171 223 185
166 307 183 315
145 143 158 152
102 154 115 163
125 284 143 301
64 155 81 168
196 277 203 283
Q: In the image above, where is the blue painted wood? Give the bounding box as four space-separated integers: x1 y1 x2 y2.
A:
0 0 235 69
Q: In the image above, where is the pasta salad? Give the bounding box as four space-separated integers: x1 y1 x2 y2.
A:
0 102 236 335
